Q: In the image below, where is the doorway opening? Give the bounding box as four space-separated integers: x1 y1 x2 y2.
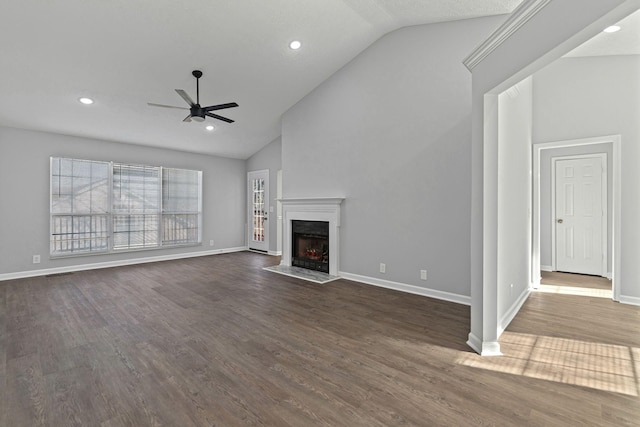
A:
533 136 620 301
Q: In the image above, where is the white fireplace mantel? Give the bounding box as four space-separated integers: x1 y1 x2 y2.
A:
279 197 344 277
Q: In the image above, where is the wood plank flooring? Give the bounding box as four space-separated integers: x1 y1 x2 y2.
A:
0 252 638 426
541 271 612 290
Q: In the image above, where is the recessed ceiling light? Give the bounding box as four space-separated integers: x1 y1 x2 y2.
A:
205 125 215 131
289 40 302 50
79 97 94 105
603 25 621 33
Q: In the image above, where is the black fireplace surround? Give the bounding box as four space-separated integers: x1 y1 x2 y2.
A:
291 220 329 273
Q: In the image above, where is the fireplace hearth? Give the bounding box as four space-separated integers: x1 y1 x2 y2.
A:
291 220 329 273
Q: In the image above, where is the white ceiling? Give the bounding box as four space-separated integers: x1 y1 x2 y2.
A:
0 0 523 159
565 8 640 58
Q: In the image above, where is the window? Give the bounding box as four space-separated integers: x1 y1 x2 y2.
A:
162 168 202 245
50 157 202 257
50 158 110 255
112 163 161 250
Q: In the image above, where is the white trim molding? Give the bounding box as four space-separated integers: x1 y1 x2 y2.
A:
0 246 248 282
279 197 344 277
618 295 640 307
463 0 553 71
339 271 470 306
467 333 503 356
498 288 531 336
540 265 552 272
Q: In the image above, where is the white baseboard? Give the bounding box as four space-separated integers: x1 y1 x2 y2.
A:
606 271 612 280
268 250 282 256
498 287 531 336
618 294 640 306
467 333 502 356
338 271 470 306
466 333 482 354
0 246 248 282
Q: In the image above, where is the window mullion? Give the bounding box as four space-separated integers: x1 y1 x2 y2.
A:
159 166 164 248
108 161 114 252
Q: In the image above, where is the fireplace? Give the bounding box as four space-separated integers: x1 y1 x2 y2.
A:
279 197 343 277
292 220 329 273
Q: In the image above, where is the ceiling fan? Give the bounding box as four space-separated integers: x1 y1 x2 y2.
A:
148 70 238 123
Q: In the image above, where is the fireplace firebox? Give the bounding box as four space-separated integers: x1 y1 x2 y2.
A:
292 220 329 273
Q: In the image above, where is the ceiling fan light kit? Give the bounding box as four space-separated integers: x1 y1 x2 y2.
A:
148 70 238 124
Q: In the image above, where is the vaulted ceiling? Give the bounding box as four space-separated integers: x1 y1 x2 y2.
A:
0 0 524 158
564 8 640 58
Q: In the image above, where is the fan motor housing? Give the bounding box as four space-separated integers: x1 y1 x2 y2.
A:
190 105 205 121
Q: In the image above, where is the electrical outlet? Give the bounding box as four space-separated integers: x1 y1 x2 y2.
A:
379 263 386 274
33 255 41 264
420 270 427 281
209 240 214 246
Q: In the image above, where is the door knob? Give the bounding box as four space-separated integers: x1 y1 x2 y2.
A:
557 219 563 224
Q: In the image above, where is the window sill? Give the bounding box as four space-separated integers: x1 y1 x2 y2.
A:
49 242 203 260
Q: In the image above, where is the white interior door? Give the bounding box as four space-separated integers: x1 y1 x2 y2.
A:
248 170 269 252
554 156 605 275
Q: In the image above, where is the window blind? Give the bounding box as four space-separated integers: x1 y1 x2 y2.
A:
162 168 202 246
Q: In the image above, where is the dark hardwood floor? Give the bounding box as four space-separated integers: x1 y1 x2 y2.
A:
1 252 638 426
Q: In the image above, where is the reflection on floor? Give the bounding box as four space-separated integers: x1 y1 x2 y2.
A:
459 332 639 396
538 271 612 299
467 268 640 399
263 264 340 284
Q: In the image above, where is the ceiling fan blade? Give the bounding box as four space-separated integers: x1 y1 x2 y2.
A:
205 112 234 123
183 114 193 122
204 102 239 112
175 89 196 107
147 103 189 110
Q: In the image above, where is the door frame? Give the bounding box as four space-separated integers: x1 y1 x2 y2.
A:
247 169 269 252
551 153 607 276
533 135 620 300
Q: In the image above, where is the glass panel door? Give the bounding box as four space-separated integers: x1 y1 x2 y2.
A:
248 170 269 251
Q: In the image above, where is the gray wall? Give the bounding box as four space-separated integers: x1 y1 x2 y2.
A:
533 55 640 299
246 136 282 254
497 77 532 323
282 16 504 297
539 143 613 271
0 126 246 276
